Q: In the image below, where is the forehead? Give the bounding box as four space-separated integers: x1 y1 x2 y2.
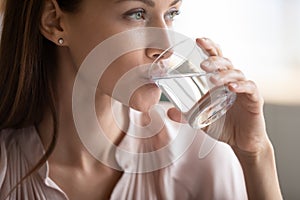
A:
79 0 182 9
113 0 182 7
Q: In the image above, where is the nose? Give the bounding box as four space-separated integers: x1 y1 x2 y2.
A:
146 46 173 61
145 32 174 62
145 18 173 61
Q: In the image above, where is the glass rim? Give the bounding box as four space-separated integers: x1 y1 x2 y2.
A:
148 38 211 80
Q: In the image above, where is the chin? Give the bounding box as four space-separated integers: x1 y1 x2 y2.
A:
129 84 161 112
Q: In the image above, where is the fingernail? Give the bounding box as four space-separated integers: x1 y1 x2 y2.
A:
197 38 208 43
212 74 221 81
202 60 210 68
230 82 238 89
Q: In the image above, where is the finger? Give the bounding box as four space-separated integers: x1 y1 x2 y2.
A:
196 38 223 57
210 69 246 86
167 107 187 123
201 57 234 72
228 80 263 104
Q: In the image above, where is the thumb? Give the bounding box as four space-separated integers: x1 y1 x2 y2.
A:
167 107 187 124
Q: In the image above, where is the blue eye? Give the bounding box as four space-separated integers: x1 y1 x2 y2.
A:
124 9 146 21
166 9 180 21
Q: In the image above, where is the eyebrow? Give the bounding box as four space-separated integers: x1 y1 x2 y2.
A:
115 0 155 7
115 0 182 7
170 0 182 7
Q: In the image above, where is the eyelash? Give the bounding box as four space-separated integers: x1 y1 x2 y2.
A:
123 8 180 22
124 9 146 21
166 9 180 21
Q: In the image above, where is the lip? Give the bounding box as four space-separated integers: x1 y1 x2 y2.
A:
139 73 155 83
146 82 159 88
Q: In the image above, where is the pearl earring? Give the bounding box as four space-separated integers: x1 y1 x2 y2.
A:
58 38 64 45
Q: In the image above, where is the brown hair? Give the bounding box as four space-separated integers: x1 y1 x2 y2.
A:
0 0 81 196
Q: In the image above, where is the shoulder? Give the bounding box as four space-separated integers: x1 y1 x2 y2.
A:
172 132 242 176
0 126 37 147
0 128 18 190
0 126 31 157
202 140 248 199
0 126 39 186
0 128 17 162
0 127 66 199
171 133 248 199
0 126 41 160
0 126 39 167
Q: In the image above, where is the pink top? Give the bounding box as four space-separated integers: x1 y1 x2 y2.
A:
0 109 248 200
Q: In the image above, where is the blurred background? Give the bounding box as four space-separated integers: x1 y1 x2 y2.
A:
174 0 300 199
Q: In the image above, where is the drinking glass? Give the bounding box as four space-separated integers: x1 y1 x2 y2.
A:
149 38 236 129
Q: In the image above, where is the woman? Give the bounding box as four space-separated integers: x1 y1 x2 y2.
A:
0 0 282 199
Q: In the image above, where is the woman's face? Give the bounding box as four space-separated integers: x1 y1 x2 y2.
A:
63 0 182 111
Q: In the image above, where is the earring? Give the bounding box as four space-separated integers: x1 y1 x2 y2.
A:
58 38 64 45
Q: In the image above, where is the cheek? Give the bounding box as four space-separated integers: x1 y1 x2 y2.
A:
66 19 123 69
98 51 161 108
98 52 147 96
68 31 112 69
98 61 124 95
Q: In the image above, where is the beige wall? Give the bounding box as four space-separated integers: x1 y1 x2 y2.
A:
264 103 300 199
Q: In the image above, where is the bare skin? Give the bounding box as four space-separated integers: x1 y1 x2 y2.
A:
169 38 282 200
38 0 181 199
37 0 282 199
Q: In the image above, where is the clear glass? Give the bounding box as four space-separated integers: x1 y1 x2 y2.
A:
149 39 236 129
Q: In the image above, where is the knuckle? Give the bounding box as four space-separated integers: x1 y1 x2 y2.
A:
216 43 222 51
234 69 244 76
223 57 232 64
207 56 219 62
247 80 257 90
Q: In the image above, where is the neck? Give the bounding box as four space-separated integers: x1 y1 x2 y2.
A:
37 47 126 171
37 95 126 171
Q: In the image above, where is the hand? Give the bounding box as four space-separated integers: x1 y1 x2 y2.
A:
198 38 269 152
168 37 271 156
168 38 282 199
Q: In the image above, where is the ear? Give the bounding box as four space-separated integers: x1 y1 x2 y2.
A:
40 0 68 46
